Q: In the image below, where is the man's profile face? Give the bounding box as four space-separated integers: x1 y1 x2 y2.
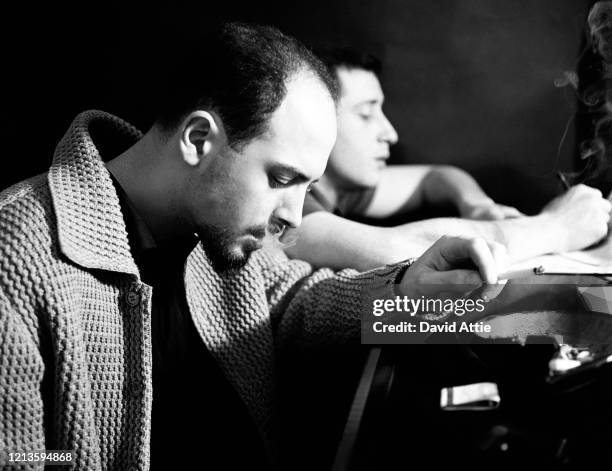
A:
186 73 337 271
327 67 398 190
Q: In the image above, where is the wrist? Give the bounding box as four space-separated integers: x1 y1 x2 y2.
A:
394 260 417 297
529 212 569 253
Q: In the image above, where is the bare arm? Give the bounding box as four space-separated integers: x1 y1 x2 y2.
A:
287 185 612 271
365 165 521 219
285 212 413 271
392 215 562 263
285 211 537 271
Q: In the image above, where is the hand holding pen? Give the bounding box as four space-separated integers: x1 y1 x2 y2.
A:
541 176 611 252
555 170 612 242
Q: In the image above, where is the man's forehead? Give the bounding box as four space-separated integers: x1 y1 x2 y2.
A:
248 73 336 178
337 67 384 104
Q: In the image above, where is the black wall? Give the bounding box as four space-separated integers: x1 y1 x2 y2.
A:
1 1 590 213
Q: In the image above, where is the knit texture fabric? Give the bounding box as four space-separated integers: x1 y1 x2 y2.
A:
0 110 409 471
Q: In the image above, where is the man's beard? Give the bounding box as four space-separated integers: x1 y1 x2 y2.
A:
196 220 291 273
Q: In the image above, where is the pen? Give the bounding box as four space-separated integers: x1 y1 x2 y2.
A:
556 170 571 190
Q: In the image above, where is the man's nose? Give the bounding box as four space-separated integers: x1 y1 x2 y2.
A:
274 190 304 230
379 113 398 145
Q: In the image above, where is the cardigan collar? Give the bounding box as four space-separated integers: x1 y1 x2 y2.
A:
48 110 144 276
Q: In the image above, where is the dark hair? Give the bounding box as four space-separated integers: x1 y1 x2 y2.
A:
155 22 338 149
314 46 383 78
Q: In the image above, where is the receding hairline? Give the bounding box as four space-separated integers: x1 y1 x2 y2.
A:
153 66 336 145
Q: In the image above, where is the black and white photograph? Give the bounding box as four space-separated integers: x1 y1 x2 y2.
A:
2 1 612 469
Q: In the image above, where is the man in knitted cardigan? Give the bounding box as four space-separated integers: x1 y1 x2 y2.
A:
0 24 506 470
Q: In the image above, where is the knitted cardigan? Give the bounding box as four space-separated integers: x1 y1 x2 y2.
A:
0 110 406 471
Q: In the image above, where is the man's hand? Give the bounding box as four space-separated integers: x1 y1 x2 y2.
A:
397 236 507 298
540 184 612 252
459 199 523 220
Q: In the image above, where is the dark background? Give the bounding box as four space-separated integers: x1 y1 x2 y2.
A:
0 1 592 213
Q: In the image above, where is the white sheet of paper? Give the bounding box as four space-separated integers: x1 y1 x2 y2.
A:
562 236 612 267
502 232 612 275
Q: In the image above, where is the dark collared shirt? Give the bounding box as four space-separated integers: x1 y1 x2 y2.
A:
110 176 268 469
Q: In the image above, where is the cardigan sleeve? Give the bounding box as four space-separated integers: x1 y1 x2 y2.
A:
0 290 46 471
254 249 412 349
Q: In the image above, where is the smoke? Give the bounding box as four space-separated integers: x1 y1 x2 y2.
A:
553 2 612 184
553 70 579 89
588 1 612 62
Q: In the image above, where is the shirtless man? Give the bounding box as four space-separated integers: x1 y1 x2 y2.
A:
286 47 611 271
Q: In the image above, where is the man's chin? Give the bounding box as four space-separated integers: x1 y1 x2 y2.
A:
198 238 261 273
205 246 250 272
195 224 266 272
216 254 252 273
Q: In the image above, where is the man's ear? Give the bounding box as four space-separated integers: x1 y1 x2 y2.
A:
180 111 223 166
